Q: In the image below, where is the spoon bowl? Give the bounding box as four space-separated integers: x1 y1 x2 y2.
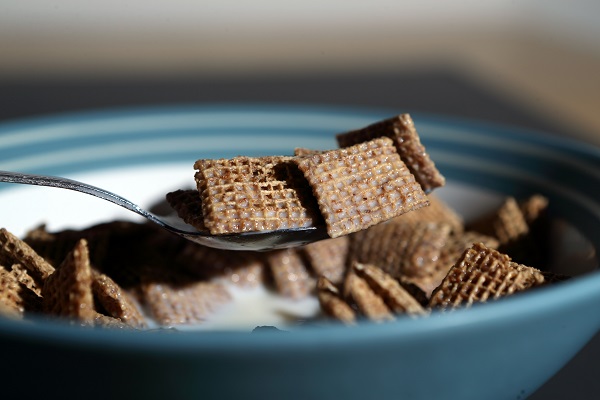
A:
0 170 330 251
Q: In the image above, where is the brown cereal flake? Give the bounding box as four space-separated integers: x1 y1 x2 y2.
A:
468 197 529 245
9 264 44 313
42 239 96 323
93 311 136 330
92 270 147 329
175 242 265 287
194 156 322 235
165 189 208 231
344 270 393 322
353 263 427 317
11 263 43 297
0 227 55 288
393 193 464 233
265 248 314 299
520 194 549 224
336 113 445 192
418 231 501 297
294 147 322 157
295 137 429 238
140 280 231 326
0 265 23 318
301 236 350 285
429 242 545 310
316 276 356 325
349 221 451 282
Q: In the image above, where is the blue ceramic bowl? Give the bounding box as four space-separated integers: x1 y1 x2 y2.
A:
0 105 598 400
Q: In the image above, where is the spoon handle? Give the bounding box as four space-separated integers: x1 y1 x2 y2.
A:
0 170 152 221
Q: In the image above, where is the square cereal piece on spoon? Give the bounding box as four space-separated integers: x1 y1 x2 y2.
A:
194 156 322 236
294 137 429 238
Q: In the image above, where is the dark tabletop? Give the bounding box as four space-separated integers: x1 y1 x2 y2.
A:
0 68 597 399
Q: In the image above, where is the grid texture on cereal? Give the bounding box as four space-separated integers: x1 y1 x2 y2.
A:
0 228 55 288
336 114 445 192
353 263 427 316
349 220 450 281
295 137 429 238
140 280 231 326
393 193 464 233
42 239 96 323
194 156 321 235
420 231 501 297
344 271 393 322
301 236 349 285
468 197 529 245
429 242 545 309
92 270 147 329
265 248 314 299
166 189 207 231
0 266 23 317
317 276 356 324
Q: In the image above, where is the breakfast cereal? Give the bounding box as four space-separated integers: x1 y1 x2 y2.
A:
0 113 570 330
294 137 429 238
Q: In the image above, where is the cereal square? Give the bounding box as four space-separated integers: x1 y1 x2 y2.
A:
429 242 545 309
295 137 429 238
166 189 208 231
194 156 322 235
336 114 445 192
42 239 96 323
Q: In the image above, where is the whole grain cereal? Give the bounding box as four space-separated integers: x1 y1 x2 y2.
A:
194 156 322 235
336 113 445 192
429 242 545 310
294 137 429 238
316 276 356 325
0 113 569 330
42 239 96 323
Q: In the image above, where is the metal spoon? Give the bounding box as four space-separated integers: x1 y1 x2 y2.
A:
0 170 330 251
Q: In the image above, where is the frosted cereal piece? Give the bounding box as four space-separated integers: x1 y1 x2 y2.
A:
42 239 96 323
194 156 321 235
317 276 356 325
0 266 23 318
344 270 393 322
166 189 208 231
353 263 427 317
0 227 55 289
265 248 314 299
301 236 350 285
429 242 545 310
92 270 147 329
295 137 429 238
336 114 445 192
349 221 451 281
393 193 464 234
140 280 231 326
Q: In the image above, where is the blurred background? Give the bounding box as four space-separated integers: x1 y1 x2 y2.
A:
1 1 599 143
1 1 599 398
